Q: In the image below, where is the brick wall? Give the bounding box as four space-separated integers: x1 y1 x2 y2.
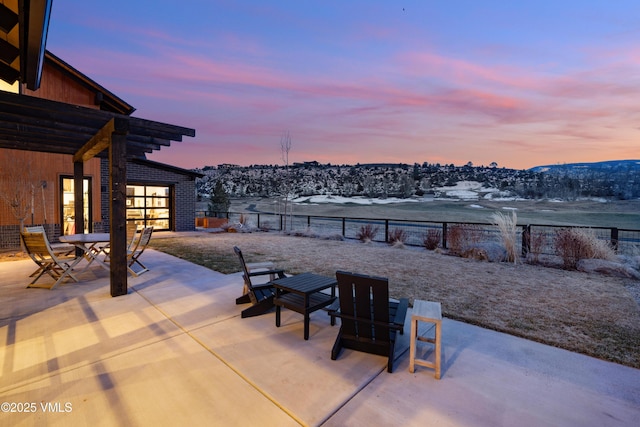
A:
0 223 64 249
1 159 196 250
100 158 197 232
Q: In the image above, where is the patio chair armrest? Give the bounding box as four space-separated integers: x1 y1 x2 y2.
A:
248 269 285 279
325 299 340 313
246 261 274 270
252 282 275 290
391 298 409 334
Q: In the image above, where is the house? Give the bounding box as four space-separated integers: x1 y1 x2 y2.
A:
0 51 202 249
0 1 196 295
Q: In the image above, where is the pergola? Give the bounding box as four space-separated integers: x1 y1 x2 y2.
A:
0 1 195 296
0 90 195 296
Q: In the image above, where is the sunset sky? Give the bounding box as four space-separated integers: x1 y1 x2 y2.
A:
46 1 640 170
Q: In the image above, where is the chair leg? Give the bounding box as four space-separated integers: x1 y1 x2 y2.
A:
240 297 274 318
133 259 148 272
331 331 344 360
50 267 76 290
387 340 396 373
236 294 251 304
127 262 149 277
27 260 79 290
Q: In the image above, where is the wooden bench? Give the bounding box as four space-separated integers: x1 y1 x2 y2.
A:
409 300 442 379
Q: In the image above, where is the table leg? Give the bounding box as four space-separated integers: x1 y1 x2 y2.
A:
330 284 336 326
435 320 442 379
409 317 417 373
304 314 310 340
275 287 281 327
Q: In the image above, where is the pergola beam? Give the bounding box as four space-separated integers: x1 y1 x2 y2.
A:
73 118 115 162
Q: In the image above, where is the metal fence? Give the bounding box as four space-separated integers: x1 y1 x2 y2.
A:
200 211 640 256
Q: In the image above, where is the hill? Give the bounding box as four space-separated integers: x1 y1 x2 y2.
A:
194 160 640 202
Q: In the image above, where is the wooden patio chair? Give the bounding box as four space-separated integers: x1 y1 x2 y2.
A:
24 225 75 257
328 271 409 373
126 226 153 276
234 246 286 318
101 222 140 258
20 231 82 289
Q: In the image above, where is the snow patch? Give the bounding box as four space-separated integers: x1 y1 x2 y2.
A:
292 195 418 205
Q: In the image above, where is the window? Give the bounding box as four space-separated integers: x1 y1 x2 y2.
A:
60 177 91 235
126 185 172 231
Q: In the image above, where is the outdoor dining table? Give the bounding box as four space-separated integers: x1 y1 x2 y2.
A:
59 233 111 271
272 272 337 340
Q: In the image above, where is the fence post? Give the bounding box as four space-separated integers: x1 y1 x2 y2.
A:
522 225 530 257
442 222 447 249
611 227 619 252
257 213 260 229
307 216 311 227
384 219 389 243
342 217 346 237
279 214 283 231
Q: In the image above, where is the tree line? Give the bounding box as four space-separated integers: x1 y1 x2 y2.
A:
197 160 640 202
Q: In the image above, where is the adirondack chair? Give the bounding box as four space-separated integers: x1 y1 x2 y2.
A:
20 231 81 289
234 246 286 318
328 271 409 373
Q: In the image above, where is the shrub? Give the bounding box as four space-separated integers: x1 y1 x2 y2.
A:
388 228 408 247
490 211 518 263
554 228 616 269
447 224 482 255
423 228 441 250
527 230 547 264
356 224 379 243
258 220 272 232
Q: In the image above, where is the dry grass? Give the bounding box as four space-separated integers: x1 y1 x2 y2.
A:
491 211 518 263
554 228 617 269
148 232 640 369
356 223 379 243
422 228 441 250
387 228 408 247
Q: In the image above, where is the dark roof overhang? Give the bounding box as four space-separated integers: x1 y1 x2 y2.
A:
0 0 52 90
19 0 52 90
0 89 194 159
131 158 204 178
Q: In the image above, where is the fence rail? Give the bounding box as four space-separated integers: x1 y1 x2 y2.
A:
198 211 640 256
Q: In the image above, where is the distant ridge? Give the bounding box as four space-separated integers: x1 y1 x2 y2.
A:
530 159 640 173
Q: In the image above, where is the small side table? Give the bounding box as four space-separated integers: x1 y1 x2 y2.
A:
409 300 442 379
272 273 337 340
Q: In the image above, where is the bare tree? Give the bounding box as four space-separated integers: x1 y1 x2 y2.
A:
280 131 292 230
0 157 42 243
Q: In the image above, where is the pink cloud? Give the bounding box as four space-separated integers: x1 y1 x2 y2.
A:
53 14 640 170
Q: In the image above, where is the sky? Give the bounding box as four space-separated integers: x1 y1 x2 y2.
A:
45 0 640 170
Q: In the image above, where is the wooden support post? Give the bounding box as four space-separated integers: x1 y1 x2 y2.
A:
73 161 84 256
109 118 129 297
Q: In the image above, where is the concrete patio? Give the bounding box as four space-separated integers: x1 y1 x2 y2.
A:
1 240 639 426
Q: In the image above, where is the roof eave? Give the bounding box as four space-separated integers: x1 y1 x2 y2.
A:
20 0 53 91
